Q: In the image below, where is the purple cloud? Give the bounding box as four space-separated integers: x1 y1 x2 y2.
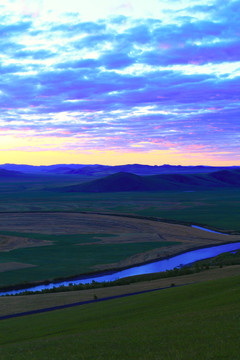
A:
0 0 239 160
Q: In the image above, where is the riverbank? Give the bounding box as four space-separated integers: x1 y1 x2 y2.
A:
1 211 239 293
1 237 240 296
1 264 239 318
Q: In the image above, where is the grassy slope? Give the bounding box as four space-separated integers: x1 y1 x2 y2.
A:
0 275 239 360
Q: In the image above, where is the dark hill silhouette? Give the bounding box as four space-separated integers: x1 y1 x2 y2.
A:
53 169 240 193
1 163 240 176
0 168 43 181
45 164 227 176
148 173 221 189
0 168 24 178
61 172 151 192
209 170 240 186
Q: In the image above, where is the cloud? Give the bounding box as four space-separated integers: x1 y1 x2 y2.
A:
100 52 135 69
51 21 106 34
14 49 56 59
0 20 32 36
0 0 239 161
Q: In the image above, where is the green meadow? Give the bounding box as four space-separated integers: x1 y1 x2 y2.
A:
0 177 239 232
0 177 239 288
0 232 179 288
0 276 239 360
0 177 239 359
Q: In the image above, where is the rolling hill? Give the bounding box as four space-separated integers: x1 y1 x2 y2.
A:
0 168 25 179
53 169 240 193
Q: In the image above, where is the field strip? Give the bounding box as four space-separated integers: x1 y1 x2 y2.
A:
1 265 239 319
0 262 36 273
0 209 237 233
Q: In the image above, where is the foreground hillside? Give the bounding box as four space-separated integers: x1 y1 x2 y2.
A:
0 275 239 359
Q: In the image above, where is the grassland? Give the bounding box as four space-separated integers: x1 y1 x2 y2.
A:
0 275 239 359
0 176 239 289
1 211 238 289
0 177 239 232
0 232 179 288
0 175 239 359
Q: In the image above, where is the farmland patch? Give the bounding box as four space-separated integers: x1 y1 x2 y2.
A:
0 262 36 273
0 234 52 251
0 212 239 288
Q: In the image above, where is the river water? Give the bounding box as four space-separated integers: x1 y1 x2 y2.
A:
191 225 227 234
0 226 240 296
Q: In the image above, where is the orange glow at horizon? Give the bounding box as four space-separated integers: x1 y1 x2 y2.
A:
0 135 239 166
0 149 239 166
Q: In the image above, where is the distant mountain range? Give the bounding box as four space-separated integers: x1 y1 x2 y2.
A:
53 169 240 193
1 164 240 192
1 163 240 176
0 164 86 174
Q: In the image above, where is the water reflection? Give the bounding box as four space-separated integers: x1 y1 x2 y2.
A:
191 225 227 234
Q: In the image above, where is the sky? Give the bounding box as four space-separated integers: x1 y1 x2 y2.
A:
0 0 239 166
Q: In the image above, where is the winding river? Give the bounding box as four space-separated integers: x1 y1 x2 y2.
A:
0 226 240 296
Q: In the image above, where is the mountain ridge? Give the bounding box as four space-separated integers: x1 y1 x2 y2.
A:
52 169 240 193
1 163 239 176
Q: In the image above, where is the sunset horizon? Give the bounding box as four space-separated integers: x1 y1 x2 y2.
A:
0 150 240 167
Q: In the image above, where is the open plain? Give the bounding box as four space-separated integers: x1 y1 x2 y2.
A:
0 212 239 289
0 171 239 359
